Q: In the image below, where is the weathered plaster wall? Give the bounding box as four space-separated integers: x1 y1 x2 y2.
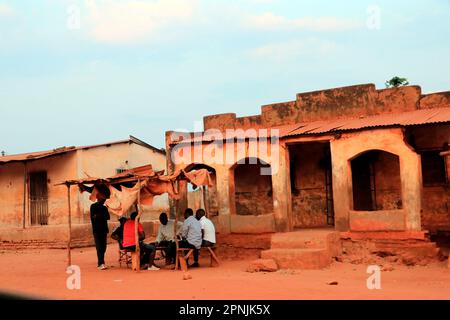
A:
202 84 450 131
419 91 450 109
0 162 28 228
0 153 79 228
349 210 406 231
330 128 422 232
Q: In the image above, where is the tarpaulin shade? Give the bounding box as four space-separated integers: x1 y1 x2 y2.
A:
67 164 214 216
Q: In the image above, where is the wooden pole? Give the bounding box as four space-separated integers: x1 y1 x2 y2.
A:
174 194 179 241
174 197 180 270
174 179 181 270
202 185 208 217
22 163 27 229
135 179 141 272
67 183 72 267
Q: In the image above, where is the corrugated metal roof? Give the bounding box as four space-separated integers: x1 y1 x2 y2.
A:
0 147 78 164
285 107 450 137
0 136 164 164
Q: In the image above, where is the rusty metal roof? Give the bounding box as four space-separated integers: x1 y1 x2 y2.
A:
284 107 450 137
0 136 164 164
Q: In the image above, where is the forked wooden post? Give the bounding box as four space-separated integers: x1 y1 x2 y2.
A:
202 185 208 217
66 183 72 267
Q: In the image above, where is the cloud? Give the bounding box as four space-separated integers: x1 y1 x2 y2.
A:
0 4 14 17
245 12 363 31
248 38 338 62
85 0 198 44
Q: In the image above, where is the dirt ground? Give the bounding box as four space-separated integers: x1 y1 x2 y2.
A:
0 247 449 300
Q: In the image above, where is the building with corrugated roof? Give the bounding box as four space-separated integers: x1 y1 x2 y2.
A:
0 136 168 231
165 84 449 263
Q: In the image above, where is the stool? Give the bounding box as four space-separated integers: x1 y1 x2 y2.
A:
118 249 132 268
205 246 220 267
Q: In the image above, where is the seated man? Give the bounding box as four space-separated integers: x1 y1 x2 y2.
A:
111 216 128 249
155 212 183 265
122 212 160 271
178 208 202 268
195 209 216 247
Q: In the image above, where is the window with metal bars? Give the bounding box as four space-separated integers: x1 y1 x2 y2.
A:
29 171 49 225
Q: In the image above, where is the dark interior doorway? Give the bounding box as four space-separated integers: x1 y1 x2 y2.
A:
289 142 334 228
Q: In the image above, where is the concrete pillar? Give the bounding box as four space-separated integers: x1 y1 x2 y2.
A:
401 152 422 231
215 165 231 234
271 144 292 232
330 141 352 232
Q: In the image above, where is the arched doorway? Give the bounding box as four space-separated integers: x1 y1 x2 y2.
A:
350 150 402 211
231 158 273 216
184 163 218 217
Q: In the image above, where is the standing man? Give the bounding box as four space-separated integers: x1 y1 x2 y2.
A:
195 209 216 247
179 208 202 268
90 198 110 270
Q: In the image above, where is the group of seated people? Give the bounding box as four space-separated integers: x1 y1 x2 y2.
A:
111 208 216 271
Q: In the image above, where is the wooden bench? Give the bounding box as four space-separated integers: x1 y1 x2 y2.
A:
175 246 220 271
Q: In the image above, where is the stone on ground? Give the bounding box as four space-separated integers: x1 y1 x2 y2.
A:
246 259 278 273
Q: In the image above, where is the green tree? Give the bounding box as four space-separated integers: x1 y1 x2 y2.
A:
385 76 410 88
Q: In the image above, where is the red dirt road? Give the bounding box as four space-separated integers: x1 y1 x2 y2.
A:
0 248 449 300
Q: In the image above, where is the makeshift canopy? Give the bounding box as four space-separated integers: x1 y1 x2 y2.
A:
59 164 214 271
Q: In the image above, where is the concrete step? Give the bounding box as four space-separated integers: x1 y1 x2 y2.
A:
261 248 333 269
270 230 342 257
271 233 327 249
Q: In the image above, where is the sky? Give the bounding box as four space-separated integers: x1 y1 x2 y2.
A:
1 0 450 154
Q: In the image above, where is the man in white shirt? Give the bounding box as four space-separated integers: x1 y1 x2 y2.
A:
195 209 216 247
155 212 182 264
179 208 202 268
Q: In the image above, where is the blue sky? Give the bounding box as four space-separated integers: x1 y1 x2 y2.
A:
1 0 450 154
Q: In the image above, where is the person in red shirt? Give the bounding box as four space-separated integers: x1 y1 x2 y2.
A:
123 212 159 271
